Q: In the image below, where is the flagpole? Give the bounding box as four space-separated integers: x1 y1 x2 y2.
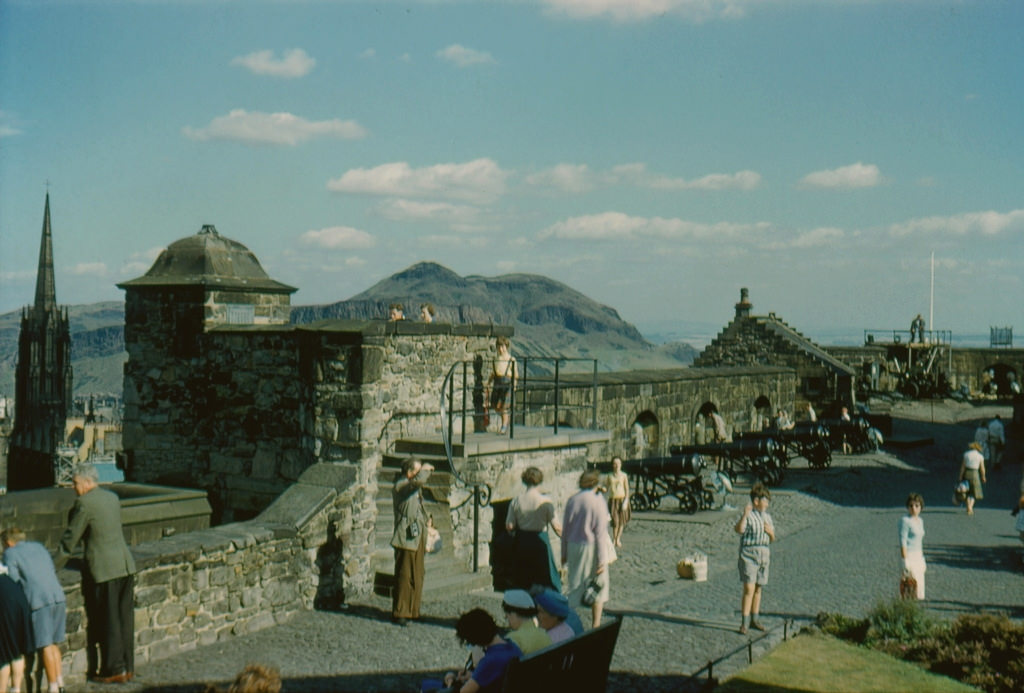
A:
929 251 934 338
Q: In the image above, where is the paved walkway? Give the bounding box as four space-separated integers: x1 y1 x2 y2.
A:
80 403 1022 692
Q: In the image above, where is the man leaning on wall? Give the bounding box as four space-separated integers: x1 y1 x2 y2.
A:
57 463 137 684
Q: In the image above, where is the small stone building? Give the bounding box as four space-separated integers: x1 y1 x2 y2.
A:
693 288 856 414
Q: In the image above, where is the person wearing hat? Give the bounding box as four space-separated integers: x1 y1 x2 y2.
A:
534 589 578 644
562 469 612 629
959 442 986 516
501 589 551 655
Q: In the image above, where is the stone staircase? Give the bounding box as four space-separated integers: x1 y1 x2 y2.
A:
371 453 493 600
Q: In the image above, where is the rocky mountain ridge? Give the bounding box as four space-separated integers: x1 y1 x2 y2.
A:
0 263 696 396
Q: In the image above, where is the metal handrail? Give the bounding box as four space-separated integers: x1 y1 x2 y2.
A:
438 355 600 573
862 328 953 346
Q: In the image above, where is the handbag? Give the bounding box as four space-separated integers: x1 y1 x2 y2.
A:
899 570 918 600
581 575 604 607
953 479 969 505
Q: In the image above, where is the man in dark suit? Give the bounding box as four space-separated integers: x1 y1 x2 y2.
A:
58 463 136 684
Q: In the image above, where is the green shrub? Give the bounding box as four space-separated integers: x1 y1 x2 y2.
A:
865 598 937 646
815 611 870 643
819 604 1024 693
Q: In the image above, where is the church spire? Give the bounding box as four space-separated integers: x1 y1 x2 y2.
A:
34 193 58 311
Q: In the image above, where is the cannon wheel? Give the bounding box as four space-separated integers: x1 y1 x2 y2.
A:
629 493 648 512
808 444 831 469
757 460 784 487
677 491 699 515
646 492 662 510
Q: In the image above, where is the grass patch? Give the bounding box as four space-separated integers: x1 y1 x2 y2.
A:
715 632 979 693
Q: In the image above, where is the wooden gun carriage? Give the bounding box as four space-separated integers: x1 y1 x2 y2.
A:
670 438 785 487
590 454 718 514
821 416 873 454
736 421 832 469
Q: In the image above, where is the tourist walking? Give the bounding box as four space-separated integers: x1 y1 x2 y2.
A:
898 493 926 599
391 458 434 625
959 442 986 516
505 467 562 592
735 483 775 634
2 527 67 693
987 416 1005 469
58 463 136 684
562 470 613 629
605 457 630 548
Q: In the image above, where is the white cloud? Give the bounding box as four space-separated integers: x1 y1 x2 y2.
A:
540 0 746 23
375 199 484 229
539 211 768 241
69 262 108 276
0 110 21 137
359 48 376 59
183 110 367 145
789 226 845 248
800 162 881 189
119 246 165 277
0 269 36 282
231 49 316 78
327 158 509 203
525 164 598 193
889 209 1024 237
437 44 495 67
300 226 376 250
647 169 762 191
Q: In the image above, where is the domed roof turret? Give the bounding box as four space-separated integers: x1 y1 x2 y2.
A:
118 225 296 293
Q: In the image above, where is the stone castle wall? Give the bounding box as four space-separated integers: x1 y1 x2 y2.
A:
520 366 796 458
57 462 357 683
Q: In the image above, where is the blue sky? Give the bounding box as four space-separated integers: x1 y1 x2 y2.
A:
1 0 1021 338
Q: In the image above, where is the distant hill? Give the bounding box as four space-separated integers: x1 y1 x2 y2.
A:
290 262 697 372
0 301 127 397
0 264 696 396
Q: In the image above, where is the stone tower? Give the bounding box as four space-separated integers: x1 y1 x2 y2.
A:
117 225 296 498
9 194 73 490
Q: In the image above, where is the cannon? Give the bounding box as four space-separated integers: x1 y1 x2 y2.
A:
589 455 722 515
736 421 832 469
821 416 873 454
669 438 785 487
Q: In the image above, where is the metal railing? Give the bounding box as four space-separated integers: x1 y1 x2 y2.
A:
863 328 952 346
438 356 600 573
440 356 600 448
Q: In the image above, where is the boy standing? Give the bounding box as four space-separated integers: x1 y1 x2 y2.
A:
734 483 775 634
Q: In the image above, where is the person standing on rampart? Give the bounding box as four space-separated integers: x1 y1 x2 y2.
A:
487 336 517 435
391 458 433 626
910 314 925 343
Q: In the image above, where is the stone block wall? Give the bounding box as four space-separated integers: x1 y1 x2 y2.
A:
57 462 359 682
520 366 795 459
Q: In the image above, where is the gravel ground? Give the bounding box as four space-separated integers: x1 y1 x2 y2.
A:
78 400 1022 693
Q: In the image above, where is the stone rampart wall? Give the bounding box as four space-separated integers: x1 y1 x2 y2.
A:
520 367 796 459
57 462 357 682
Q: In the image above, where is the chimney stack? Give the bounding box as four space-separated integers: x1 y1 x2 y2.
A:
735 288 752 319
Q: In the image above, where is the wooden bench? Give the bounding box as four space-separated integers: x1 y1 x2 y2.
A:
501 617 623 693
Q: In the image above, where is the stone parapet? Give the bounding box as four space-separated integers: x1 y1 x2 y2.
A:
56 462 359 683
